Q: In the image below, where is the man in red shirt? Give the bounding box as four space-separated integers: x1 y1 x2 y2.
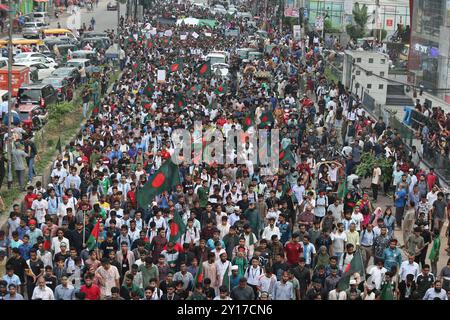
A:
426 168 437 191
284 233 303 267
24 186 38 210
79 274 101 300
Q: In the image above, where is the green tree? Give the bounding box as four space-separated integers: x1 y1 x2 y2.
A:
345 2 370 40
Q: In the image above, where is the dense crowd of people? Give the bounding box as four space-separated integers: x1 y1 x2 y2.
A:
0 0 449 301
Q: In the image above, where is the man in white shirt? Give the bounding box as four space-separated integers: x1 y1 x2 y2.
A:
31 193 48 227
262 217 281 241
399 255 420 281
32 277 55 300
292 180 306 204
367 260 387 290
51 229 70 254
328 199 344 223
57 196 75 226
95 258 120 298
257 269 277 298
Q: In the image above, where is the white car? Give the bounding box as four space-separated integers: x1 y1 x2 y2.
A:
13 61 55 80
14 52 49 61
14 55 58 69
212 63 230 78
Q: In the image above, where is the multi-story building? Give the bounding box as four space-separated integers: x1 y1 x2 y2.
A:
408 0 450 104
307 0 410 35
342 49 390 106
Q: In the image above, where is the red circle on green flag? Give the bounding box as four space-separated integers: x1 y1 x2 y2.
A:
261 115 269 122
200 64 207 74
151 173 166 188
170 221 179 236
245 117 251 126
171 64 179 72
279 150 285 160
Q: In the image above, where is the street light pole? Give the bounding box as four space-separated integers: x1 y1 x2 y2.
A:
117 0 120 51
6 0 13 189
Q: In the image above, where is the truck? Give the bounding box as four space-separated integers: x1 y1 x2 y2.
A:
0 66 30 97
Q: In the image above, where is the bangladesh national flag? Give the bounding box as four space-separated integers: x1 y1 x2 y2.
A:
136 159 181 209
147 40 155 48
126 35 135 46
162 37 171 46
86 219 101 250
222 264 230 291
196 61 211 77
170 59 183 73
131 61 141 73
144 83 154 97
195 260 204 285
214 83 228 95
169 211 186 242
174 93 187 110
279 145 296 166
336 251 365 291
337 176 348 200
242 111 255 131
259 111 274 127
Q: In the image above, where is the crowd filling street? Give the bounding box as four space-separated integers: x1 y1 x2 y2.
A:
0 0 449 301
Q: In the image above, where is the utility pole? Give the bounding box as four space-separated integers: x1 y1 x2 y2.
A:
117 0 120 51
6 0 13 189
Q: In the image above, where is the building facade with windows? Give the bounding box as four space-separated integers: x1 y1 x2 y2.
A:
307 0 410 35
342 50 390 106
408 0 450 103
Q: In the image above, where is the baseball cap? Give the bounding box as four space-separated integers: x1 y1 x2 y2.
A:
231 265 239 271
349 279 357 285
28 219 37 225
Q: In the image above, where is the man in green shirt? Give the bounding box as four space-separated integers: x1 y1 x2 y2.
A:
120 273 144 300
186 283 207 300
138 256 159 288
243 201 262 238
197 180 209 208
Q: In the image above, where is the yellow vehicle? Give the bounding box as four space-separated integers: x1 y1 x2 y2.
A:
0 39 44 47
0 39 50 54
43 29 77 40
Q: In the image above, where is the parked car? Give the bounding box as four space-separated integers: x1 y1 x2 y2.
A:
41 77 73 101
17 103 48 130
81 37 111 50
32 11 50 25
54 44 79 64
14 55 58 68
107 2 118 10
22 21 47 39
13 61 55 80
14 52 51 62
81 31 108 40
65 58 95 76
70 50 99 64
17 83 57 108
50 67 81 85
